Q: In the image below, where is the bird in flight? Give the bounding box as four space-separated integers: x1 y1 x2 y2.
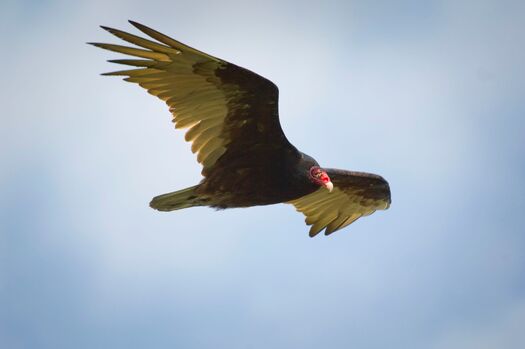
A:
90 21 391 237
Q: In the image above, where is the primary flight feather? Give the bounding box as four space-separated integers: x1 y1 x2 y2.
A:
90 21 391 237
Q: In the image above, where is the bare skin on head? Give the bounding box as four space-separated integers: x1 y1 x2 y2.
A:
309 166 333 192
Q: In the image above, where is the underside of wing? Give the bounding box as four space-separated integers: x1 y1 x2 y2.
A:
288 169 391 237
90 21 294 176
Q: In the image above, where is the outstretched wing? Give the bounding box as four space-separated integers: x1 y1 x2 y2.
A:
90 21 296 176
288 169 391 237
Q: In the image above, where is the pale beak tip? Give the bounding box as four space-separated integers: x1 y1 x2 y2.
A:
325 181 334 192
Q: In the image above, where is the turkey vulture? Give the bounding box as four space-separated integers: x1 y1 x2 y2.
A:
90 21 391 237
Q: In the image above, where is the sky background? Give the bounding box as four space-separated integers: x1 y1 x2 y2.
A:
1 0 524 348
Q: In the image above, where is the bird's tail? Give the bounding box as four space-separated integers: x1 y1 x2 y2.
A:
149 185 204 211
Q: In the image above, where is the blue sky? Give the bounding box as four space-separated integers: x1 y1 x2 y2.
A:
1 0 524 348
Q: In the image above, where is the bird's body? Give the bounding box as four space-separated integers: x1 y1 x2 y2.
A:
197 152 312 208
91 21 391 237
195 150 319 208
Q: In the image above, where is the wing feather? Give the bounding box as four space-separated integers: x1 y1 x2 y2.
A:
89 43 171 61
288 169 391 237
128 20 218 62
108 59 158 67
92 21 295 176
100 26 178 55
185 119 223 141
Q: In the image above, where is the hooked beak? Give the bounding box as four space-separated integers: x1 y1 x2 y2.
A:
324 180 334 192
318 171 333 192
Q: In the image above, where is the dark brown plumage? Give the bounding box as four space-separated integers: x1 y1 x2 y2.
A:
90 21 391 237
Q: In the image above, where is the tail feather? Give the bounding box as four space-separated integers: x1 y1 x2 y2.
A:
150 185 202 211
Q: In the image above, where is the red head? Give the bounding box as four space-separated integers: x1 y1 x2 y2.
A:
309 166 334 192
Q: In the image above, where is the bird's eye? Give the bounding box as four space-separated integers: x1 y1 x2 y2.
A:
309 167 323 180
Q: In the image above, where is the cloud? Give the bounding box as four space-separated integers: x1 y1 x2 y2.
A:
2 1 524 348
431 300 525 349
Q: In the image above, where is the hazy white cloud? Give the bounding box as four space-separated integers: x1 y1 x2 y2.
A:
2 1 524 348
431 300 525 349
